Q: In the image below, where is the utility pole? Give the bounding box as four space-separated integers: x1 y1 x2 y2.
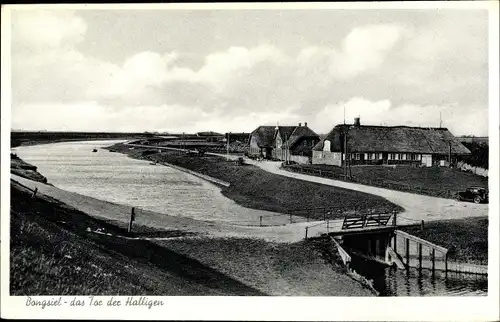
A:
344 130 348 180
448 142 452 165
284 134 288 164
226 132 230 161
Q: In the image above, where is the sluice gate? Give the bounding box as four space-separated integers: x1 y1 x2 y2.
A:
323 213 486 276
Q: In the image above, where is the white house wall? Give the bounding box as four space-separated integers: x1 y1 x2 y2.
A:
312 151 342 166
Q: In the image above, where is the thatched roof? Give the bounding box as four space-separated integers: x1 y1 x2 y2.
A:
197 131 224 137
250 125 320 149
249 126 276 148
276 126 296 142
313 124 471 155
286 126 320 148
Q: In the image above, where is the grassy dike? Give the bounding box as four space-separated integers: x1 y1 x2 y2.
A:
106 143 403 218
401 217 488 264
10 156 373 296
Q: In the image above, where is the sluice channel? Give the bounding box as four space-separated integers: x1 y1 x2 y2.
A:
328 223 487 296
348 253 487 296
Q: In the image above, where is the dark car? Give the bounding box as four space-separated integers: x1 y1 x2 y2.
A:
456 187 489 204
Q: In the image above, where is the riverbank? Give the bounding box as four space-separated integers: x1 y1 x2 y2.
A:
401 217 488 264
10 179 372 296
10 153 48 183
105 143 403 218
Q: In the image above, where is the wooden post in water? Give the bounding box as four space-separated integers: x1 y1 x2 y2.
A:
418 243 423 269
259 216 263 227
420 220 425 232
289 214 293 224
405 238 410 268
445 252 448 278
393 212 397 227
128 207 136 233
305 227 309 240
31 187 38 198
431 248 436 274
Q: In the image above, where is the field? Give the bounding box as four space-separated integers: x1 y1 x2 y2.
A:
401 217 488 264
107 143 403 219
283 163 488 199
10 182 372 296
10 131 147 147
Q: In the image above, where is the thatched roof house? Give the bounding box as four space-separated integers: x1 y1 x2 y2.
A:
312 118 470 167
248 123 320 162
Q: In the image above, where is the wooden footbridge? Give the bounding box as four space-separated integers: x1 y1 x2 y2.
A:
304 212 487 276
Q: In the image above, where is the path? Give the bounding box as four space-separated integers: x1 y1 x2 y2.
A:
251 161 488 223
11 174 326 243
204 151 488 225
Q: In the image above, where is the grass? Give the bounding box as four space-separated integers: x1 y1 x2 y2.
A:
401 217 488 264
284 163 488 199
106 143 403 219
10 182 373 296
11 155 48 183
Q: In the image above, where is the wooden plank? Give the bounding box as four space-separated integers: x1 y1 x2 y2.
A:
395 230 448 253
330 237 351 267
387 246 405 269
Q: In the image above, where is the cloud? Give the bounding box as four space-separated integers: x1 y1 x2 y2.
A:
331 24 405 78
12 10 87 49
313 98 488 136
10 10 488 136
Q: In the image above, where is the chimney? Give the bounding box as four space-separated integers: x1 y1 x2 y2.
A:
354 117 360 127
298 122 302 127
304 122 308 127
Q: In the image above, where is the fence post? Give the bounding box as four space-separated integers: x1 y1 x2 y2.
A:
31 187 38 198
445 252 448 278
418 243 423 270
405 238 410 268
259 216 263 227
305 227 309 240
128 207 136 233
431 248 436 275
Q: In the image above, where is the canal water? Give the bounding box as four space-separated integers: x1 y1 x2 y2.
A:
13 140 488 296
13 140 286 225
349 254 487 296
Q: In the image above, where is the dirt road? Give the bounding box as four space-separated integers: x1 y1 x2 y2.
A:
250 161 488 224
11 174 326 243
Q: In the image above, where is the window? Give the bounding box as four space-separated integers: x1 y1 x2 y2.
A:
388 153 393 160
379 153 383 160
417 154 421 161
395 153 399 160
355 153 360 160
364 153 369 160
402 153 407 160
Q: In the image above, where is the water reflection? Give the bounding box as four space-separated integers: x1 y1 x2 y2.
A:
350 255 487 296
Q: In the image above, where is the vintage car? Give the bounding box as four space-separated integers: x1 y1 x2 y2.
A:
456 187 489 204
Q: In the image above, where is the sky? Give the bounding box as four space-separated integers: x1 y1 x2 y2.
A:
8 6 491 135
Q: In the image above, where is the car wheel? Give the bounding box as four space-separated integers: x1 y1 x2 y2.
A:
474 196 482 204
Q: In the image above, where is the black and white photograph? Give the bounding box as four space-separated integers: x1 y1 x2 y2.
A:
1 2 499 321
